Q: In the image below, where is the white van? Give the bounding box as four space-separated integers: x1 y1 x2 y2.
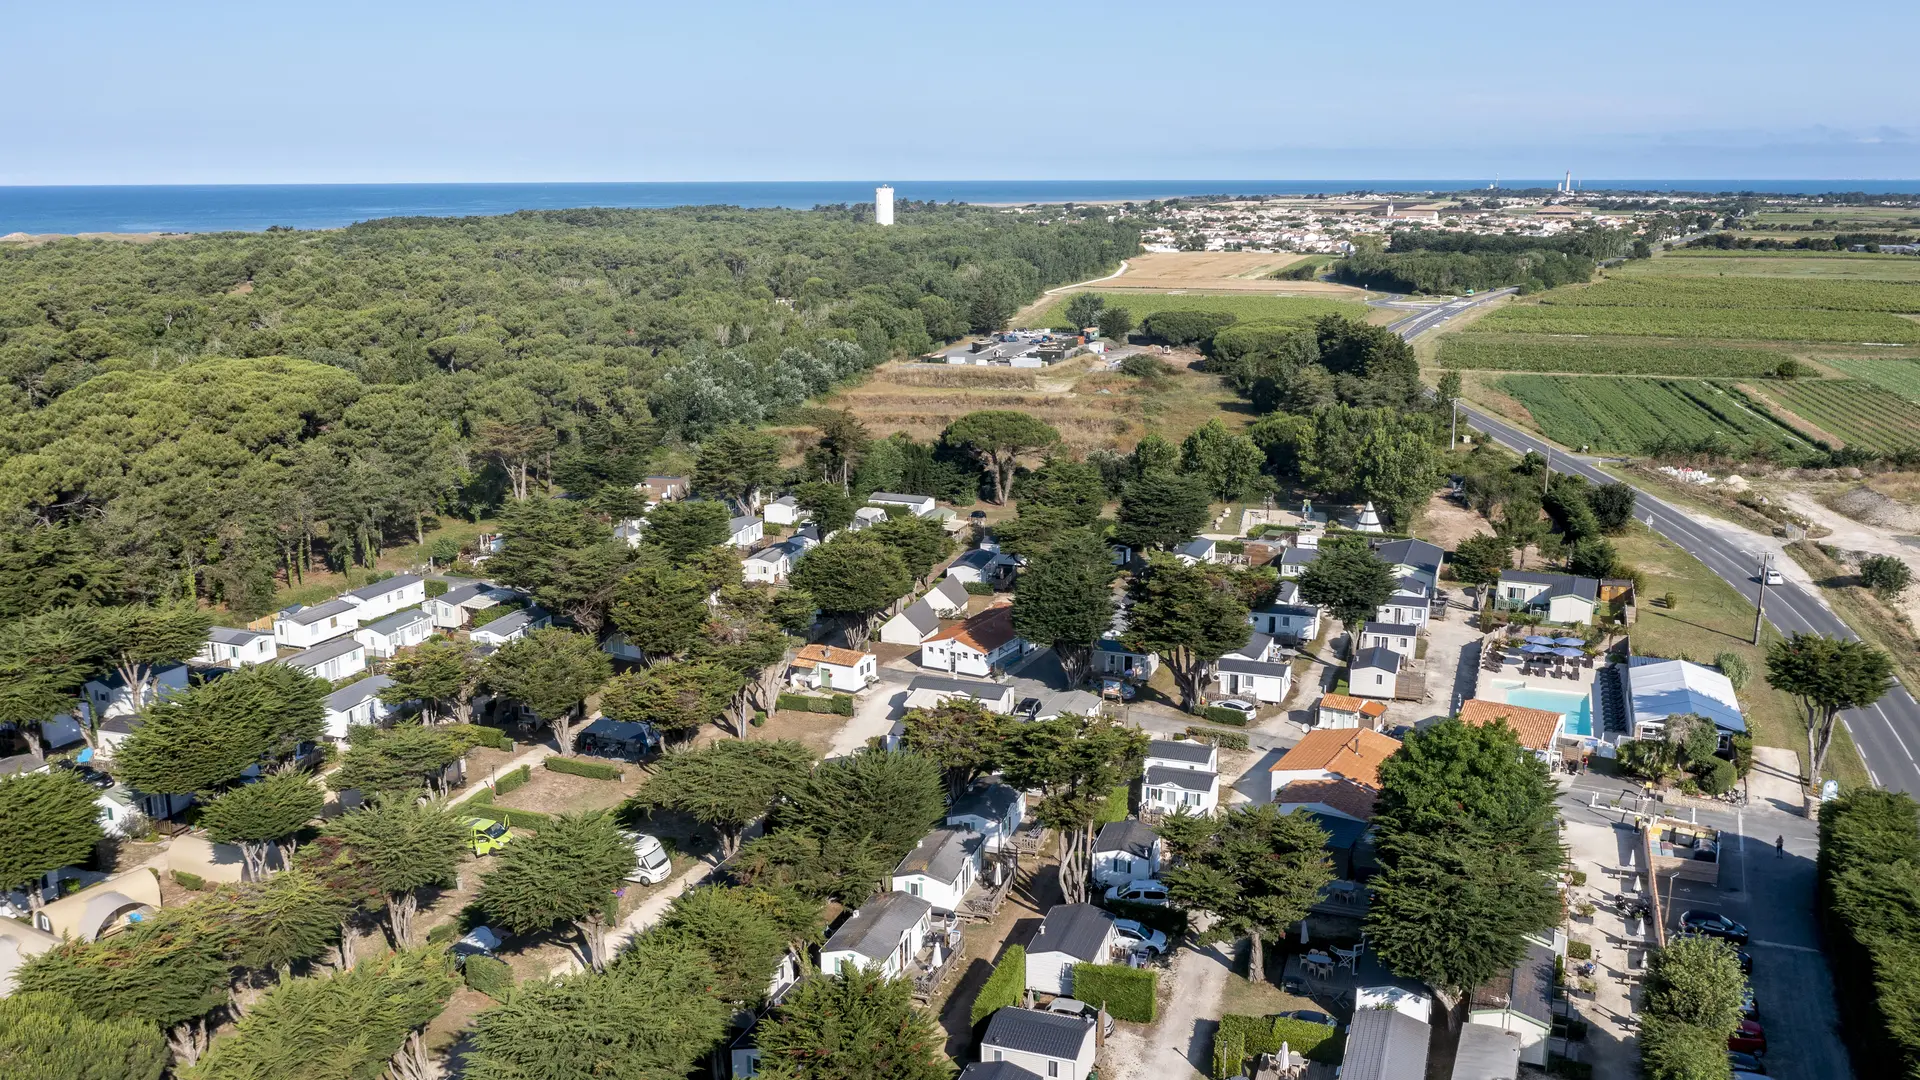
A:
623 832 672 885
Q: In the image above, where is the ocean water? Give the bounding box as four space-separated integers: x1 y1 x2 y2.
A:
4 179 1919 235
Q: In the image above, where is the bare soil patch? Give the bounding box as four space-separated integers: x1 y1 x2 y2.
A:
1415 491 1496 549
740 709 849 758
488 762 646 816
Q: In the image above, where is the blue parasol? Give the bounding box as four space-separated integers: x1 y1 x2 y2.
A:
1520 643 1553 655
1553 636 1586 647
1552 647 1585 659
1523 635 1556 645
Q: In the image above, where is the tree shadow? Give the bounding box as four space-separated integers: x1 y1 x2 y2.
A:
1639 608 1750 644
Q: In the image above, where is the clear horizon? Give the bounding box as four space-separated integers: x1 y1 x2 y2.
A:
5 0 1915 186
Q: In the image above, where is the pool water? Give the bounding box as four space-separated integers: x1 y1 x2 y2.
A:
1499 686 1595 738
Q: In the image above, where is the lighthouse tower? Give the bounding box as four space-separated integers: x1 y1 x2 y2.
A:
875 185 895 226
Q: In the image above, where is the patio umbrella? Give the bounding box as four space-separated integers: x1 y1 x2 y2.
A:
1520 644 1553 655
1523 635 1556 645
1552 647 1585 659
1554 636 1587 647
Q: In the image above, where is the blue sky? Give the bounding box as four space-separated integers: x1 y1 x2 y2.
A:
5 0 1917 184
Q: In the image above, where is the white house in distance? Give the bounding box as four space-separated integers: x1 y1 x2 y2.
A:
1025 903 1120 996
354 609 434 659
1213 631 1293 704
274 599 363 649
946 548 1013 589
980 1008 1098 1080
727 515 765 549
471 609 548 648
787 644 878 693
324 674 396 741
1140 738 1220 816
1349 647 1402 701
818 891 933 978
1251 580 1322 644
426 582 516 629
880 598 944 646
905 675 1016 714
1496 570 1601 626
763 495 806 526
1174 537 1217 565
340 573 426 622
1622 656 1747 744
920 606 1023 678
947 781 1026 852
890 826 984 913
1358 622 1418 660
613 520 645 549
195 627 276 668
869 492 937 518
284 636 369 683
1091 819 1161 886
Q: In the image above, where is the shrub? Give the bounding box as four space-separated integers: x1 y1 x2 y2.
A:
543 756 623 781
963 581 997 596
464 953 514 1001
426 921 460 946
425 579 450 598
446 723 511 751
1699 756 1737 796
1199 706 1249 727
775 693 856 716
1713 651 1749 690
171 869 206 891
493 764 532 796
1185 726 1250 751
970 945 1027 1025
1819 790 1920 1074
466 789 552 831
1568 940 1593 960
1214 1013 1339 1078
1729 733 1754 778
1070 963 1157 1023
1212 1024 1246 1080
1568 870 1588 886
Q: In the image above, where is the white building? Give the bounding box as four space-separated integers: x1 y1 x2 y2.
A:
323 674 397 741
787 644 878 693
869 492 936 517
340 573 426 622
891 827 983 913
980 1009 1098 1080
1140 738 1220 816
920 606 1023 678
875 185 895 227
1093 638 1159 681
763 495 806 526
728 515 765 549
905 675 1015 714
925 576 971 617
283 637 368 683
1091 819 1161 887
1622 657 1747 743
1212 631 1293 704
83 665 188 723
947 781 1026 852
745 537 810 585
819 890 931 978
1025 904 1120 996
1251 580 1321 644
880 598 944 645
471 609 548 648
195 627 276 668
273 599 363 649
1496 570 1600 626
946 548 1012 588
1174 537 1217 565
1350 647 1402 701
1357 622 1418 660
425 582 516 629
354 609 434 659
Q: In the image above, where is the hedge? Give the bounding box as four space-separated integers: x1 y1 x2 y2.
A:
1070 963 1157 1023
963 581 997 596
543 756 623 781
1102 897 1188 939
493 764 532 796
426 921 461 946
776 693 855 716
171 869 207 891
970 945 1027 1025
445 723 511 751
465 788 552 831
1199 706 1249 727
1214 1014 1339 1078
1184 726 1250 751
1819 789 1920 1073
464 954 514 1001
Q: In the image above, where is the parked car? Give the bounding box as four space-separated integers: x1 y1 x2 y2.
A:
51 758 114 790
1741 987 1759 1020
1112 918 1168 957
450 925 502 967
1278 1009 1337 1029
621 831 672 885
1045 997 1114 1037
1105 880 1170 907
1679 909 1749 945
1726 1050 1766 1075
463 817 513 856
1212 699 1258 722
1727 1020 1767 1056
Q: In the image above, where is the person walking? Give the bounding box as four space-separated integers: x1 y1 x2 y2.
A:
1775 835 1785 858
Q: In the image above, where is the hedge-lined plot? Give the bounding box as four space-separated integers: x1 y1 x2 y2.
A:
1758 380 1920 453
1495 376 1811 454
1437 335 1788 376
1475 304 1920 344
1540 277 1920 312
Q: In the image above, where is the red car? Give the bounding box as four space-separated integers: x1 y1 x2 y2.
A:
1728 1020 1768 1056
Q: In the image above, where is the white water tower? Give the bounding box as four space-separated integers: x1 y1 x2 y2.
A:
875 185 895 226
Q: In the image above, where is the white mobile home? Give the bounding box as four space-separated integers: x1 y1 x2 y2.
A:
283 637 369 683
471 609 547 647
880 599 944 646
1091 819 1161 887
947 781 1026 852
1025 904 1119 996
196 627 276 668
341 573 426 622
818 891 933 979
980 1009 1097 1080
891 827 983 913
323 674 396 741
274 599 363 649
354 610 434 659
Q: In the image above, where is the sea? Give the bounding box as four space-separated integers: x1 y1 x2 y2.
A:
4 179 1920 235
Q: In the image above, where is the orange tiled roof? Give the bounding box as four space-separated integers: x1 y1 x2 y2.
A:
927 606 1018 653
1458 698 1566 751
1275 778 1379 821
1269 727 1402 788
792 643 871 669
1318 694 1387 718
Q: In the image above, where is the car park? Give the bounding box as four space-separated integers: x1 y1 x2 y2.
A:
1727 1051 1766 1075
1104 880 1170 907
1679 909 1749 945
1112 918 1168 956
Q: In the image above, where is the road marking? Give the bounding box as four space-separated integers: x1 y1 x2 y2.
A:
1737 812 1748 896
1750 940 1822 955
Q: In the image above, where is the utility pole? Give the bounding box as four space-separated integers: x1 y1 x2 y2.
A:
1450 400 1459 451
1542 446 1554 497
1752 553 1771 645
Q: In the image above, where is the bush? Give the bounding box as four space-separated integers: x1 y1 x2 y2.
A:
543 756 623 781
426 921 461 946
1713 651 1749 690
963 581 997 596
1729 733 1754 778
1568 940 1592 960
775 693 855 716
465 788 552 831
1214 1013 1339 1078
464 953 514 1001
1199 706 1249 727
1070 963 1157 1023
446 723 511 751
493 764 532 796
1141 309 1237 347
1568 870 1588 887
970 945 1027 1025
1211 1024 1245 1080
1186 726 1250 751
1699 756 1737 796
1820 790 1920 1074
171 869 206 891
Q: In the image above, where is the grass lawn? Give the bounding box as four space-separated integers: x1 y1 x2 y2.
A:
1611 525 1868 788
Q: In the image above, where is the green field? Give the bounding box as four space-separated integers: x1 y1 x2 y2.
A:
1757 380 1920 453
1475 304 1919 344
1637 253 1920 280
1820 356 1920 402
1495 376 1810 454
1031 290 1367 329
1539 276 1920 312
1437 335 1788 376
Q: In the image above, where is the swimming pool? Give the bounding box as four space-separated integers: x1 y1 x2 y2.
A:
1497 685 1594 739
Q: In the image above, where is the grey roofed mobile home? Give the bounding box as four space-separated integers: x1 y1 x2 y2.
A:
729 514 759 534
1342 1006 1430 1080
958 1063 1043 1080
949 781 1021 824
1279 547 1319 568
821 891 933 960
1143 765 1213 792
1450 1024 1521 1080
931 576 970 607
285 598 359 625
284 636 364 670
1145 738 1215 767
1353 647 1403 675
361 609 431 636
952 548 999 572
473 609 536 637
894 599 942 637
1500 569 1600 602
208 626 271 646
981 1007 1096 1060
1030 903 1114 962
907 673 1005 699
1215 656 1291 679
324 674 394 713
344 573 422 601
1093 819 1157 858
894 827 983 883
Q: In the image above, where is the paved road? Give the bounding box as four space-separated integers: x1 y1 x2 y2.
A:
1389 299 1920 794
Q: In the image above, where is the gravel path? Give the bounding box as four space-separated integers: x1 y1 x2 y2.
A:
1101 943 1232 1080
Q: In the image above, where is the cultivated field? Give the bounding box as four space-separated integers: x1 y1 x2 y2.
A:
1473 304 1920 343
1537 276 1920 312
1437 336 1789 376
1822 357 1920 402
1112 250 1311 285
1028 289 1369 330
1744 379 1920 453
1492 376 1810 454
1630 253 1920 280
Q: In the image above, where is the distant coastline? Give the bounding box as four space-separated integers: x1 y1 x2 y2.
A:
4 179 1920 236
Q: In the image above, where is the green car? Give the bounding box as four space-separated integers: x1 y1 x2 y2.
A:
464 816 513 856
